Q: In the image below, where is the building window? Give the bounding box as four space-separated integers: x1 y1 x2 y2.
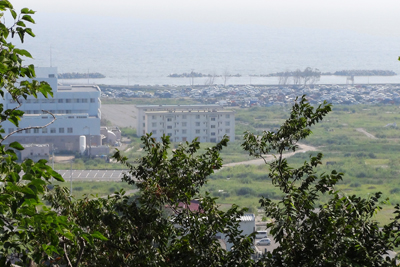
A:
66 110 72 114
182 122 187 127
66 99 72 103
41 99 48 103
152 130 157 134
210 138 216 142
42 128 48 134
195 122 200 126
49 99 55 103
25 129 31 134
226 114 230 118
59 128 64 133
34 129 39 134
211 125 215 128
211 117 216 121
226 129 230 133
50 128 56 133
152 122 157 127
167 126 173 129
58 99 64 103
211 132 216 136
167 118 172 122
67 127 73 133
195 129 200 134
90 98 95 103
195 115 200 119
82 98 88 103
167 133 172 137
225 121 230 126
182 115 187 119
152 115 156 119
8 128 13 134
182 129 187 134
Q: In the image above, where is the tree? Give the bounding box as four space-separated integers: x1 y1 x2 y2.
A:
242 96 400 266
45 135 260 266
0 2 105 266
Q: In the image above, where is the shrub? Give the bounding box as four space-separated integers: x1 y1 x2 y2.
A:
349 183 361 188
236 187 255 196
74 187 83 191
390 188 400 194
356 172 366 178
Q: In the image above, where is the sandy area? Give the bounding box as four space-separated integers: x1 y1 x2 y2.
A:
101 104 137 128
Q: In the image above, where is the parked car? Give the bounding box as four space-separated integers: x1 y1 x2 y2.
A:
256 238 271 246
255 231 268 239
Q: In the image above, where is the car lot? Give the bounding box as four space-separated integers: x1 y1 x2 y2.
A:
255 233 279 255
55 169 129 181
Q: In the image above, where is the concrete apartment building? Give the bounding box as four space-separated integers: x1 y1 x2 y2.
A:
134 105 235 143
0 67 102 153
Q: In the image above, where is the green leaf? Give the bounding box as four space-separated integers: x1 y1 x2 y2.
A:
91 231 108 241
9 141 24 150
49 169 64 182
21 7 35 14
10 9 16 19
21 14 35 23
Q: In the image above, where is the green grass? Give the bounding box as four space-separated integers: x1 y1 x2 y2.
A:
50 181 137 199
54 102 400 225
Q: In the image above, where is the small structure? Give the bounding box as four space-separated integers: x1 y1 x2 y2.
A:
101 126 121 145
19 144 50 161
216 213 256 251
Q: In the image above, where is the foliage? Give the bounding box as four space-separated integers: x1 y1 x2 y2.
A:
243 95 400 266
44 135 260 266
0 2 106 265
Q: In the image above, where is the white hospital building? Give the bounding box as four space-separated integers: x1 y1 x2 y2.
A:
0 67 102 153
133 104 235 143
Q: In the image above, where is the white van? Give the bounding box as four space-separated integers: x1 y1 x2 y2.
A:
256 231 268 239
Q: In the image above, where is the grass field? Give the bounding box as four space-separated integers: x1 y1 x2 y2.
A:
53 102 400 225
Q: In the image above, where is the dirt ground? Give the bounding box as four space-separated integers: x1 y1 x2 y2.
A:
223 143 317 167
101 104 137 128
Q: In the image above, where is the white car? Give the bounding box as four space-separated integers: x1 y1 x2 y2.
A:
256 238 271 246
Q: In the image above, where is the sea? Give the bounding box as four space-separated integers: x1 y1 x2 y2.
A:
17 13 400 86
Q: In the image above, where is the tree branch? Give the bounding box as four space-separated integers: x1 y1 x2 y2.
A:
63 242 73 267
74 238 85 267
0 110 56 145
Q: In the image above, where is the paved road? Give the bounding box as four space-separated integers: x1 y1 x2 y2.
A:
56 169 129 181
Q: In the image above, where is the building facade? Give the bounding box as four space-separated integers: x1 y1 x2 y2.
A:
1 67 101 153
134 105 235 143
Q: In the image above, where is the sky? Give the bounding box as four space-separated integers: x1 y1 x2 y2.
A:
10 0 400 36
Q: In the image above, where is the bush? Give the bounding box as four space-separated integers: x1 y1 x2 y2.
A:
236 187 255 196
349 183 361 188
74 187 83 191
390 188 400 194
356 172 366 178
241 178 252 184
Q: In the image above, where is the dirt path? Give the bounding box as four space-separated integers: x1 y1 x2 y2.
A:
223 143 318 167
356 128 377 139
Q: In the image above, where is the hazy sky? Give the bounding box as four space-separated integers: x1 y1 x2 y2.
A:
10 0 400 36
